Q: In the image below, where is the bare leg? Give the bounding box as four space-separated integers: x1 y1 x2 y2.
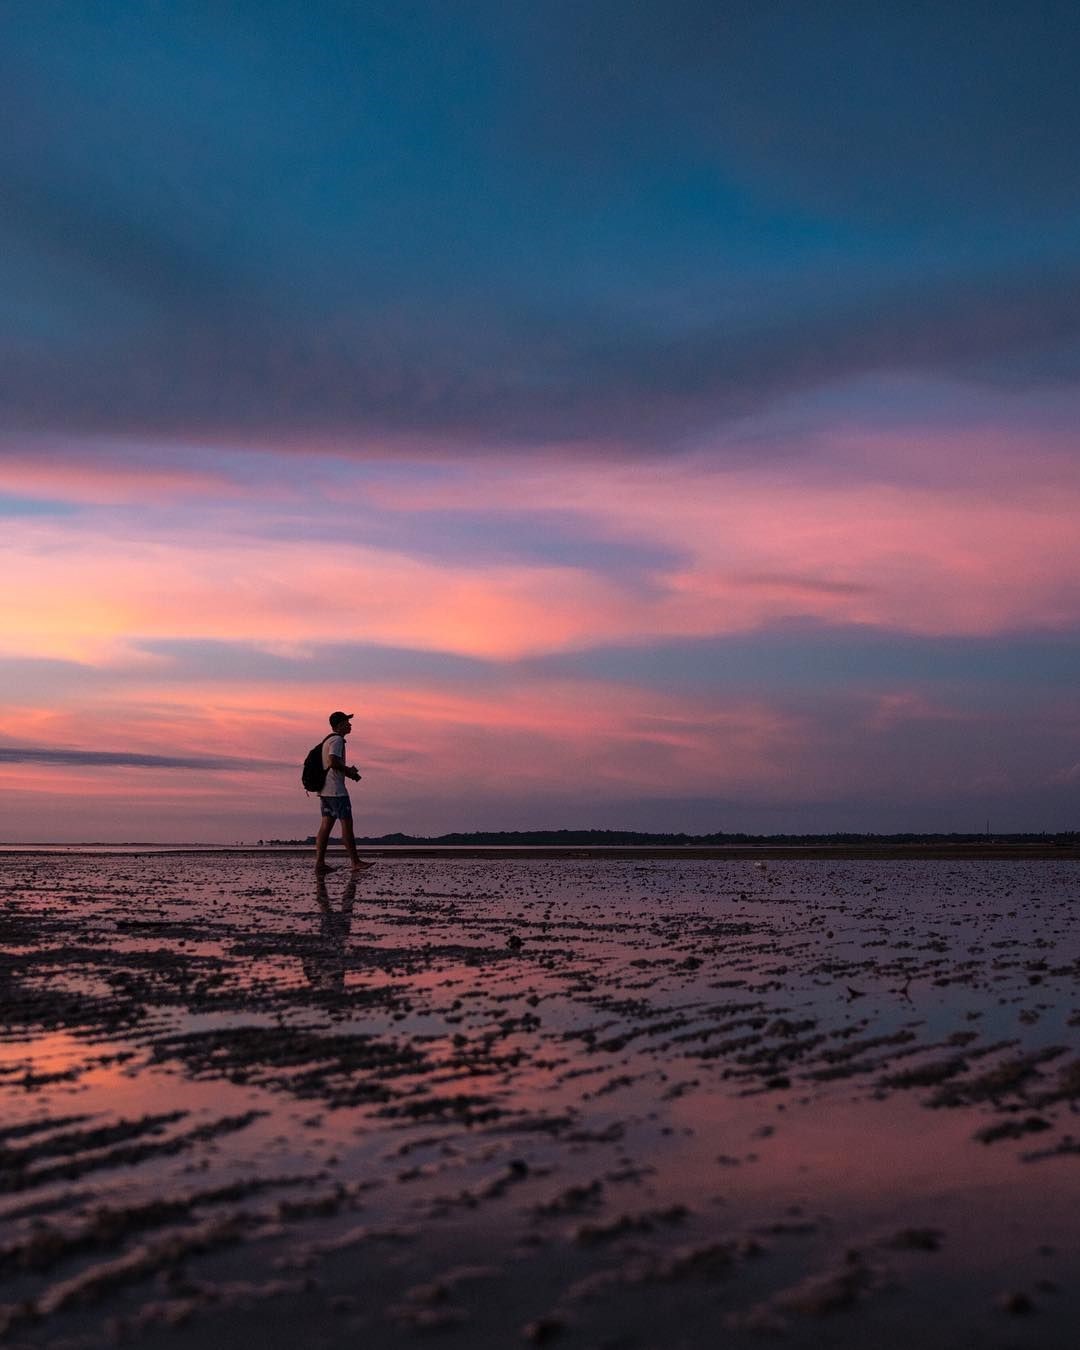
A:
340 815 369 870
315 813 334 870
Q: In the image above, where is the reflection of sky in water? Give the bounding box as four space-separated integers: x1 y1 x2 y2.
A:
3 854 1080 1343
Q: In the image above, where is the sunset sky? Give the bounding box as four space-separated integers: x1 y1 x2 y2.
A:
3 2 1080 841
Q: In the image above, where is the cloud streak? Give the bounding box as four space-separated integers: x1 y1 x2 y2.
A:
0 747 266 771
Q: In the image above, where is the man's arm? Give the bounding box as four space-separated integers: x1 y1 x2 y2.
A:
329 754 361 781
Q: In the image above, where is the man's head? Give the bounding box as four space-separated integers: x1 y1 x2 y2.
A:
329 710 354 733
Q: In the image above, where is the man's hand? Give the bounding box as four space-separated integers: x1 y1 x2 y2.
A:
348 767 362 781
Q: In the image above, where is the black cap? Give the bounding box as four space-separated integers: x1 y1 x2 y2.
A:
329 711 354 728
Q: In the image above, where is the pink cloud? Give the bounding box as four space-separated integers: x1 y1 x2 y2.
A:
0 675 814 842
4 411 1080 840
1 671 1074 841
0 438 246 503
9 435 1080 678
1 517 638 662
364 442 1080 637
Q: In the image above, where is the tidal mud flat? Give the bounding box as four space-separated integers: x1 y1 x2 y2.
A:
2 855 1080 1349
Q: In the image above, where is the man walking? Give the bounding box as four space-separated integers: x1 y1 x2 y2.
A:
314 711 370 873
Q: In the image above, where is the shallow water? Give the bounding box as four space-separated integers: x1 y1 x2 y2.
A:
1 854 1079 1348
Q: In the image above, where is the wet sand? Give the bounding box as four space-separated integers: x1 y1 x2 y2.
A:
2 853 1079 1348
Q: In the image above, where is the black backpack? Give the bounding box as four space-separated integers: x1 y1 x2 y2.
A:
301 735 333 793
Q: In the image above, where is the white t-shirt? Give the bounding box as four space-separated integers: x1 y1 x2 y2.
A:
321 734 348 797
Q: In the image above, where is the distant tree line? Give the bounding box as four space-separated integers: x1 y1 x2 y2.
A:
259 828 1079 847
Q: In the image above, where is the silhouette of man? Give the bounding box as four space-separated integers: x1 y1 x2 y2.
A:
314 711 371 873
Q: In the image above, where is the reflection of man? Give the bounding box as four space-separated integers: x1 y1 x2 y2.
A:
303 874 359 995
314 711 371 874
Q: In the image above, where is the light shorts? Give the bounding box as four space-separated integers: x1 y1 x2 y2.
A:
319 795 352 821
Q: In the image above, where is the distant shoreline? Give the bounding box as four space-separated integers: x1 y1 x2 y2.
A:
2 842 1077 861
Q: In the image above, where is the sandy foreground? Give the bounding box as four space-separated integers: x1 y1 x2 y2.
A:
1 855 1079 1349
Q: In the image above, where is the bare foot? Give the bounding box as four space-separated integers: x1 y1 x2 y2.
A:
315 863 336 874
351 860 375 871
